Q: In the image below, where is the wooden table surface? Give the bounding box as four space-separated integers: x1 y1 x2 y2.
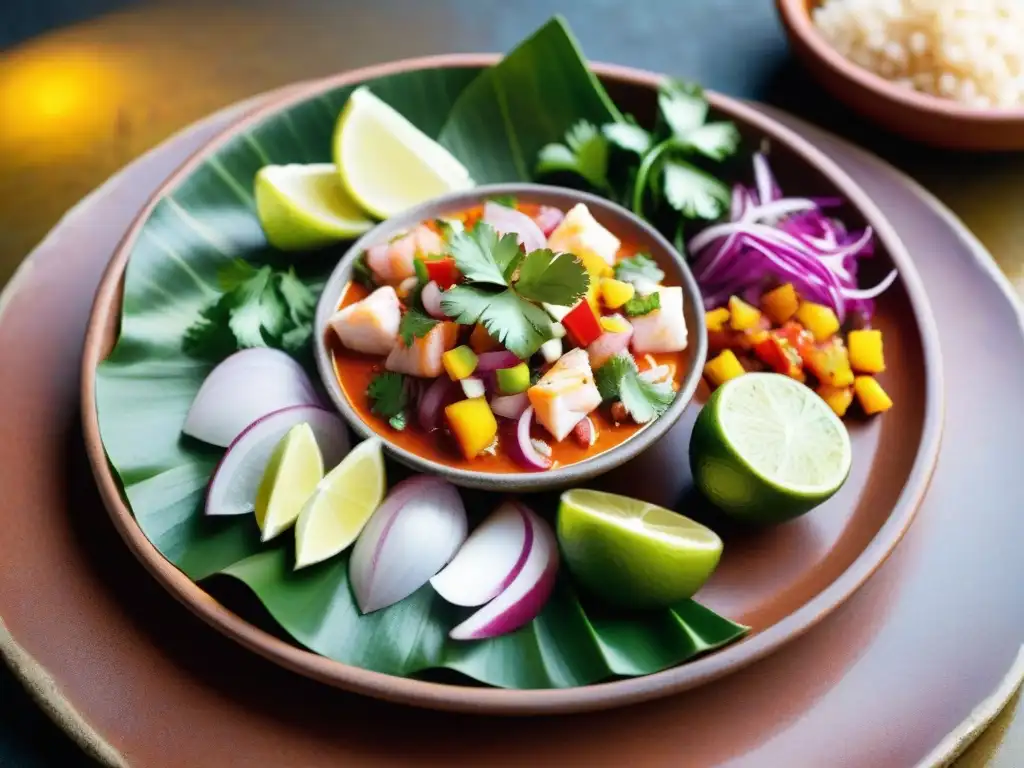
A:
1 0 1021 765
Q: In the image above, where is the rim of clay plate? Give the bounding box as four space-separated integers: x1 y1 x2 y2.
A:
80 54 944 715
776 0 1024 124
312 182 707 493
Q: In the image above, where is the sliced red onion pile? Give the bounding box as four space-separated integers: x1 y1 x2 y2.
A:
689 152 897 324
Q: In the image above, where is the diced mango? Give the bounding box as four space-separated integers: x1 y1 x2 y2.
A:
816 384 855 418
579 251 614 281
847 329 886 374
445 398 498 458
705 307 730 332
803 339 855 388
761 283 799 324
599 277 635 309
728 296 762 331
854 376 893 415
442 345 478 381
599 315 630 334
795 301 840 342
704 349 746 387
469 323 501 354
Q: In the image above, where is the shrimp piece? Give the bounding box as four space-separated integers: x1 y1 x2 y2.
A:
366 225 444 284
328 286 401 356
385 321 459 378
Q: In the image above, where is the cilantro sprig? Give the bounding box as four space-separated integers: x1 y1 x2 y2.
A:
440 222 589 358
367 372 409 431
535 78 738 243
595 353 675 424
184 260 316 360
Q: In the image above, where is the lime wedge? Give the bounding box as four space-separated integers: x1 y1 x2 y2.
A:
293 438 386 569
254 163 373 251
557 488 723 610
254 423 324 541
333 86 474 219
690 372 853 524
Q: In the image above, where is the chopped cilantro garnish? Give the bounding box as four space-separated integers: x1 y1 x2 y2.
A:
623 292 661 317
367 372 408 430
440 222 589 358
535 121 610 191
448 221 523 286
615 253 665 285
352 253 376 289
662 159 731 220
184 260 316 360
398 308 438 346
602 122 652 155
595 353 674 424
658 79 709 138
514 249 589 305
442 286 553 360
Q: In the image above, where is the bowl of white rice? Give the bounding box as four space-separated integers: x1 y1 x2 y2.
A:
776 0 1024 150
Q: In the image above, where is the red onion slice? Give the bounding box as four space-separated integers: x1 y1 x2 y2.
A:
475 350 521 372
418 377 458 432
490 392 530 420
506 406 552 472
483 202 546 254
532 205 565 237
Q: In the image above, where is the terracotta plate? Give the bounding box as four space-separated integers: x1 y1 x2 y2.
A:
0 77 1021 767
77 58 942 714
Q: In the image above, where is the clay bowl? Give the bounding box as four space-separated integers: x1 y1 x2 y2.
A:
776 0 1024 150
313 182 706 493
81 55 943 714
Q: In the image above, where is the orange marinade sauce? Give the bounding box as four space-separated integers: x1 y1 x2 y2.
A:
329 203 690 473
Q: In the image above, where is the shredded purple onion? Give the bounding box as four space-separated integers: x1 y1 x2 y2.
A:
689 151 896 324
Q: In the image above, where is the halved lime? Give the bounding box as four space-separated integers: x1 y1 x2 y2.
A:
689 372 853 524
557 488 723 610
254 163 373 251
293 438 386 569
333 86 474 219
254 423 324 541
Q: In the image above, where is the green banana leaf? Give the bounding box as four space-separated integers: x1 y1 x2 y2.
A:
94 15 748 689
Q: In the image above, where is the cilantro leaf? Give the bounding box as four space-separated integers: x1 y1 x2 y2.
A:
663 160 730 220
614 253 665 285
276 268 315 326
680 122 741 161
595 353 674 424
398 308 439 346
603 122 652 155
619 367 675 424
536 121 610 191
352 254 377 289
367 372 408 430
184 260 318 360
623 291 661 317
513 249 590 306
658 79 709 137
442 286 552 359
448 221 520 287
595 354 632 402
227 266 272 348
183 299 236 360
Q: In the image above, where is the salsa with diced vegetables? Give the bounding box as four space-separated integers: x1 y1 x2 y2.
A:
326 199 691 472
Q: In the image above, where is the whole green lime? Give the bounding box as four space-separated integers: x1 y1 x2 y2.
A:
557 488 723 610
689 372 853 524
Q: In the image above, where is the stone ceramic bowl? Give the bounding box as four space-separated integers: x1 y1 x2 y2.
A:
313 183 707 492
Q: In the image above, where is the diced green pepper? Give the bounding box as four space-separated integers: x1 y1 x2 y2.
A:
496 362 531 394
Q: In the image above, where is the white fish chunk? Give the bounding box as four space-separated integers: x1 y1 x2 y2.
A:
629 286 688 354
527 348 602 442
328 286 401 356
366 224 444 284
385 321 459 378
546 203 621 268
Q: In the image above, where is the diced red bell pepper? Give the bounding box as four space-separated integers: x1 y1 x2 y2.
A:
562 301 603 348
425 257 461 289
754 322 810 381
802 337 855 388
